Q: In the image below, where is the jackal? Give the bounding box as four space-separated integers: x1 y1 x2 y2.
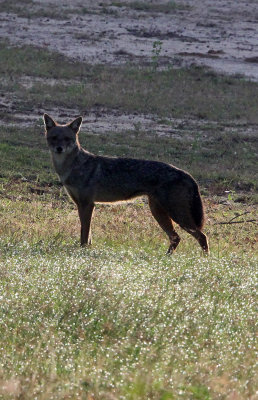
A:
43 114 209 254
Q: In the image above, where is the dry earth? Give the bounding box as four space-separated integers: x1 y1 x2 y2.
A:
1 0 258 78
0 0 258 133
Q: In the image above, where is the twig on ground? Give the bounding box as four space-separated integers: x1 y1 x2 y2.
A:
216 219 257 225
215 211 257 225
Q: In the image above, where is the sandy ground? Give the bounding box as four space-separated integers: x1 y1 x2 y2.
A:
0 0 258 80
0 0 258 136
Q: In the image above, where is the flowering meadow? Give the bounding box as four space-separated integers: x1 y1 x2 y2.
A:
0 198 257 399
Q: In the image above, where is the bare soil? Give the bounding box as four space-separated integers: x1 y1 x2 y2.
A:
0 0 258 80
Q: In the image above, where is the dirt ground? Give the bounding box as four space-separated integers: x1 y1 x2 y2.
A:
0 0 258 133
1 0 258 79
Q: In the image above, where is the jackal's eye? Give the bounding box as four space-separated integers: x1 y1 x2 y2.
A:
51 135 57 140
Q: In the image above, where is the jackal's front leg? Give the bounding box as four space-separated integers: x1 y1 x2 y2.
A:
78 203 95 246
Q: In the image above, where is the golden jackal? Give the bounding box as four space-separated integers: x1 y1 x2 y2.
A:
43 114 209 254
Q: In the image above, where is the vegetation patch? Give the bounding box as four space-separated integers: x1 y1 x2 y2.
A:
1 41 258 123
111 1 190 13
0 238 256 399
0 0 73 19
0 36 257 399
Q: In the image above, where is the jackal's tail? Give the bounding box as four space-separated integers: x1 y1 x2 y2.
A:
191 182 205 230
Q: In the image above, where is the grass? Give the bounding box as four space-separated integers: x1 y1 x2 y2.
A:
0 229 257 399
21 70 258 122
0 0 189 18
0 37 257 399
111 1 190 13
1 42 258 123
0 0 75 19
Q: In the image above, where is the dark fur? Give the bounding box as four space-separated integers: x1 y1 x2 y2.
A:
43 114 209 254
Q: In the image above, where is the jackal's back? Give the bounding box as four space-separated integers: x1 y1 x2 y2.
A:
91 155 197 203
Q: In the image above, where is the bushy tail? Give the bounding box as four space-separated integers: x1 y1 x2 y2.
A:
191 183 205 230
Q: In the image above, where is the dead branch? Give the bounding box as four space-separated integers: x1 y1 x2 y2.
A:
215 212 257 225
216 219 257 225
215 211 257 225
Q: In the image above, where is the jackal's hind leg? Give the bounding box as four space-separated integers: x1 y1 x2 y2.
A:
184 228 209 255
148 196 181 254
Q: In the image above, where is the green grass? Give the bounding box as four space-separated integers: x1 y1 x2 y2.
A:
1 42 258 123
21 70 258 122
0 237 257 399
0 41 92 79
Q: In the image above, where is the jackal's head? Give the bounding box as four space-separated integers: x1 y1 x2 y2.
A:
43 114 82 155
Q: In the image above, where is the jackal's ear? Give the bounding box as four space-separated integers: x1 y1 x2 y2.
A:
68 116 83 134
43 114 56 131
